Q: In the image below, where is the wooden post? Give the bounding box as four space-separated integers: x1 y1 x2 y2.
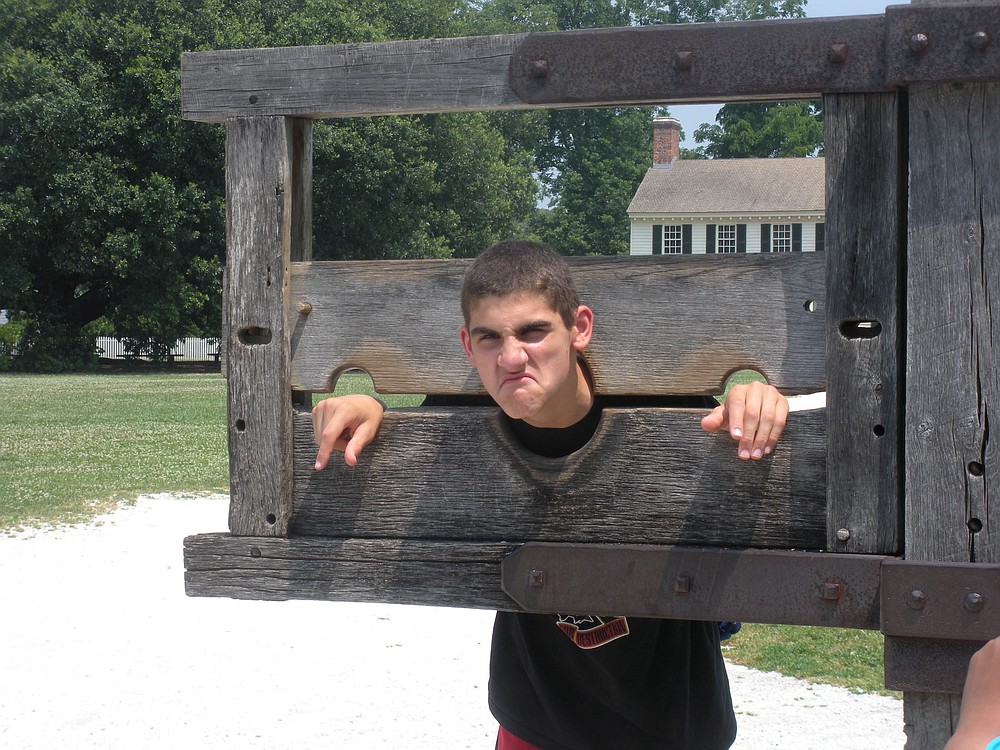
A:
904 1 1000 744
824 92 903 555
224 116 312 536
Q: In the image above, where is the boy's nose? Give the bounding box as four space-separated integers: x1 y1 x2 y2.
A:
498 337 527 369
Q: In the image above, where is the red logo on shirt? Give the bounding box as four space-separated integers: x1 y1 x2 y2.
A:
556 615 630 649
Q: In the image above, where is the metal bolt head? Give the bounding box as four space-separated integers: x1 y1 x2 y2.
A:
675 50 694 72
837 528 851 542
910 33 930 55
907 589 927 610
297 301 312 316
674 575 692 594
529 569 545 587
829 43 849 65
822 581 844 601
530 59 549 78
971 31 991 51
964 592 985 613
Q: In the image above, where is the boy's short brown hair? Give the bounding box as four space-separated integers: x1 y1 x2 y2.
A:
461 240 580 328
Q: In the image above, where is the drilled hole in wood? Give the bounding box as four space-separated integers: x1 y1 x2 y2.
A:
235 419 246 432
968 461 985 477
839 320 882 339
238 326 272 345
968 517 984 533
803 300 817 312
265 513 277 525
873 424 885 437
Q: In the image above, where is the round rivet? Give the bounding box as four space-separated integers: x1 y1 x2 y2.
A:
837 528 851 542
964 592 985 613
530 59 549 78
907 589 927 610
249 95 259 104
971 31 991 50
910 33 930 54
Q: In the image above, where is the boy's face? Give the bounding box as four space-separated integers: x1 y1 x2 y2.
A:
459 292 593 429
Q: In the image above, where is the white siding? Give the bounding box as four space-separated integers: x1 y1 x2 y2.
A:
629 219 824 255
630 222 653 255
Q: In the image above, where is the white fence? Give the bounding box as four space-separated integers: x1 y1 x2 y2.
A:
96 337 221 362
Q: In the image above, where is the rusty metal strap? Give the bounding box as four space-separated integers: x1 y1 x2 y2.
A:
509 4 1000 106
880 559 1000 641
501 544 886 630
502 544 1000 641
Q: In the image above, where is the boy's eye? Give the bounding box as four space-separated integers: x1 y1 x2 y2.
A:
518 326 549 343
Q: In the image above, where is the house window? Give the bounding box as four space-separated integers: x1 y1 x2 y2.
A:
662 225 684 254
652 224 692 254
717 224 738 253
772 224 793 253
816 222 825 252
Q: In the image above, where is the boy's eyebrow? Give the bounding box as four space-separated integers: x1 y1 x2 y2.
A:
469 320 553 337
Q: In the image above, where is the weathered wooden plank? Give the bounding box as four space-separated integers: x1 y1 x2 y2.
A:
290 407 828 550
289 253 827 396
823 92 902 555
180 10 1000 122
181 34 529 123
901 72 1000 747
225 117 308 536
184 534 517 607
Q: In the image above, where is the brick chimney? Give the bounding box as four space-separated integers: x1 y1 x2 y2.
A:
652 116 682 167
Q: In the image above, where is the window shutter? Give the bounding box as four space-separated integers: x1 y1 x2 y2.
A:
682 224 692 254
652 224 662 255
737 224 747 253
761 223 771 253
815 222 825 253
792 223 803 252
706 224 716 254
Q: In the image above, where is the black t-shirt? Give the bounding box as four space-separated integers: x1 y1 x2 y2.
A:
426 393 737 750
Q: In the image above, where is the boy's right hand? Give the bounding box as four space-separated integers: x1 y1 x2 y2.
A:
311 395 385 470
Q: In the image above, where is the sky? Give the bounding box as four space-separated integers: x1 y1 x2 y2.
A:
673 0 893 148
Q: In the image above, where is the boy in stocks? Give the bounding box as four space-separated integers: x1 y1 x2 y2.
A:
312 240 788 750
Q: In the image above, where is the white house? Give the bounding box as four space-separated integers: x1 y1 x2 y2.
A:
628 117 825 256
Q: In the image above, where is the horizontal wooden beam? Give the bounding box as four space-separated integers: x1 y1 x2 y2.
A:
181 6 1000 121
289 253 826 395
290 407 828 549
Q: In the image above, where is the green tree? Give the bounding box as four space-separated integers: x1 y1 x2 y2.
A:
0 0 537 370
693 101 824 158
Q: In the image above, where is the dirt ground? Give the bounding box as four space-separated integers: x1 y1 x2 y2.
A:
0 492 904 749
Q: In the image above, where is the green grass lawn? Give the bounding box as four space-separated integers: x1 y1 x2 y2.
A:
0 371 896 698
0 373 229 528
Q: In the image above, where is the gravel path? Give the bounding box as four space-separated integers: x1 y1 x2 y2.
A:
0 493 904 749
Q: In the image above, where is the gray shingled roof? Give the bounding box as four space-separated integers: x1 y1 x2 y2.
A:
627 157 825 216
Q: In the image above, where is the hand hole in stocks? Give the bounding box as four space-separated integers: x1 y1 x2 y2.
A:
238 326 272 345
839 320 882 339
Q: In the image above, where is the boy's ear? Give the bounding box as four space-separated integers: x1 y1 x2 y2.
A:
572 305 594 351
459 325 475 365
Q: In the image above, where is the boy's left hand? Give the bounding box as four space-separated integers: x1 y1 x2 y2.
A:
700 380 788 461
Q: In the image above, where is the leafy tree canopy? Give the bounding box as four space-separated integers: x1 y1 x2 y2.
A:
693 101 824 158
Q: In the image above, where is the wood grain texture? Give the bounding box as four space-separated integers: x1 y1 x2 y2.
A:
181 34 528 122
290 406 828 550
184 534 518 607
224 117 303 536
288 253 827 396
902 78 1000 748
823 92 902 555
